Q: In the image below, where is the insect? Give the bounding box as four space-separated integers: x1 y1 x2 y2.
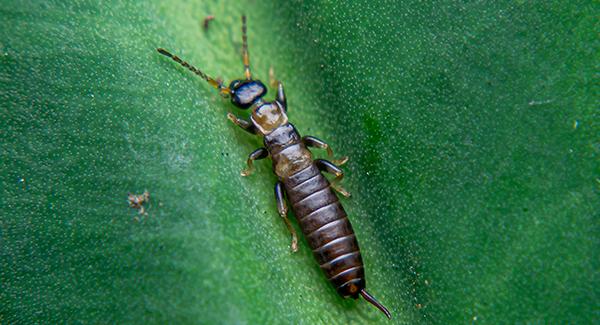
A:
157 15 391 319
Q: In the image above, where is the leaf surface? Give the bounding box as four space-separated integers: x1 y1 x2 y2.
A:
1 1 597 323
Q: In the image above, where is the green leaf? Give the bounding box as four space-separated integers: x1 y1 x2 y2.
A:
1 1 597 324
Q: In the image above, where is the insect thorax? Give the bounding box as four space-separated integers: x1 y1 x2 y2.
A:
251 101 288 135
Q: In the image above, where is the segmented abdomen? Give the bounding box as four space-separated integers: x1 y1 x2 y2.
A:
284 163 365 298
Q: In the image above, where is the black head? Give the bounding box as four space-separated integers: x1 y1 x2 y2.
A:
229 79 267 109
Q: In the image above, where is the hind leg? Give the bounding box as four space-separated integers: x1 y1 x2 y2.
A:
303 136 348 165
316 159 351 197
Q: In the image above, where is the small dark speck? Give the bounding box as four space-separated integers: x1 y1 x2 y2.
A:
522 208 528 212
203 15 215 31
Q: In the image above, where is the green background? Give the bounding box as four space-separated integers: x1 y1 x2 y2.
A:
1 0 597 324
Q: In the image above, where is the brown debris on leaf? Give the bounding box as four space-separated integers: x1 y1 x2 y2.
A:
128 190 150 221
203 15 215 31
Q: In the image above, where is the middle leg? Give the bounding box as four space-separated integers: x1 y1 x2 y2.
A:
275 181 299 252
241 148 268 176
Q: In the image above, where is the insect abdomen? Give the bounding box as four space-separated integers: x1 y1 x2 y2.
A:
284 163 366 298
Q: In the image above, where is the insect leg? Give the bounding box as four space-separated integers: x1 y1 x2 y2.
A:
269 67 278 88
275 181 299 252
276 81 287 111
227 113 257 134
315 159 351 197
303 136 348 165
241 148 268 176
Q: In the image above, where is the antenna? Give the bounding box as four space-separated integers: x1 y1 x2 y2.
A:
241 15 252 80
156 48 230 97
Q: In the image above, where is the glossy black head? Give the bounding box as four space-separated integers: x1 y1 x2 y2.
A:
229 80 267 109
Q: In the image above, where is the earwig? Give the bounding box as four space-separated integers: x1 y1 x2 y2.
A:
157 15 391 319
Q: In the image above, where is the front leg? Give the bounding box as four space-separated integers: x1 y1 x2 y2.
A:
268 68 287 111
276 81 287 111
275 181 298 252
240 148 269 176
227 113 257 134
303 136 348 166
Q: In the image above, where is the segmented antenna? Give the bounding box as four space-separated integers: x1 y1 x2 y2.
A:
360 289 392 319
156 48 230 96
241 15 252 80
